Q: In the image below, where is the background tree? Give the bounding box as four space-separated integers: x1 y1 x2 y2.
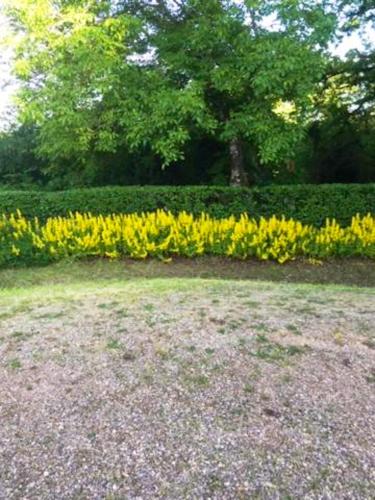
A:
328 0 375 114
292 0 375 184
0 125 47 187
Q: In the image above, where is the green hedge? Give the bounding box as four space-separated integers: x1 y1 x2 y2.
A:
0 184 374 226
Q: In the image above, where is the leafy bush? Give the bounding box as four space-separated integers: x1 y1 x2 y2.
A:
0 184 374 226
1 211 374 267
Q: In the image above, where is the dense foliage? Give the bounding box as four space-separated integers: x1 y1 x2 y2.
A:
2 0 340 185
1 121 375 188
0 1 373 188
1 210 374 267
0 184 374 226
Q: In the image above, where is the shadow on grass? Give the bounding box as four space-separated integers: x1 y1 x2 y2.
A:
0 257 374 289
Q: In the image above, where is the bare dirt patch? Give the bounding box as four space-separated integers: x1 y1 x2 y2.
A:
0 280 374 498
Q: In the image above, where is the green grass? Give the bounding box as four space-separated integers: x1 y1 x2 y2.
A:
0 260 373 330
8 358 22 370
251 338 307 363
0 257 375 291
0 274 373 308
106 339 122 350
0 258 373 499
365 369 375 384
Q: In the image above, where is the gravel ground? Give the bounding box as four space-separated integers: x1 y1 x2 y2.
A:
0 279 374 499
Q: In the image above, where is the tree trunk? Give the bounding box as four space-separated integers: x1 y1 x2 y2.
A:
229 138 249 186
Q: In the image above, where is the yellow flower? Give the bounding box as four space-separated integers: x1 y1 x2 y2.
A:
11 245 21 256
0 210 374 264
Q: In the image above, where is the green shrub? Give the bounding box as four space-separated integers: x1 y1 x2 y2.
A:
0 184 373 226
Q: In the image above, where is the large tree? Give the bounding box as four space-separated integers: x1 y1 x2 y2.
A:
296 0 375 184
4 0 337 185
330 0 375 114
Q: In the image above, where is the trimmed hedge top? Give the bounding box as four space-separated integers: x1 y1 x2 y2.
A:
0 184 374 226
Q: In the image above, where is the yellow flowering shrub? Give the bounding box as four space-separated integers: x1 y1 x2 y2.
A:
0 210 374 266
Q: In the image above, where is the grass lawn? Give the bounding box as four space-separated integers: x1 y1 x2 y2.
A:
1 256 375 289
0 260 374 497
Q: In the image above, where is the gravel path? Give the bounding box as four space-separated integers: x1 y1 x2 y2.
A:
0 279 374 499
